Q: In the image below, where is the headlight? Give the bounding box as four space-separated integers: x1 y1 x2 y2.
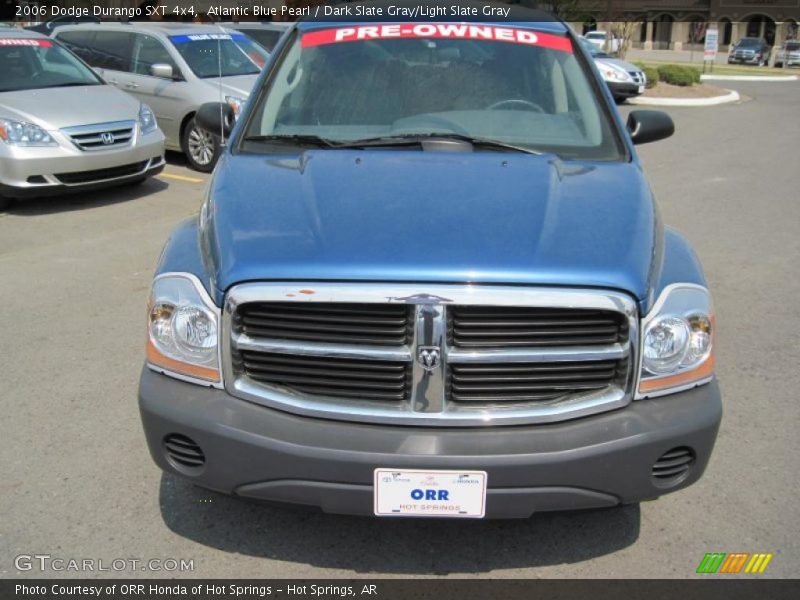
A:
225 95 246 120
0 118 57 146
600 66 631 82
638 284 715 398
146 273 220 385
138 104 157 134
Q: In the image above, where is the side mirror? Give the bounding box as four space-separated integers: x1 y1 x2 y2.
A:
150 63 174 79
195 102 235 139
626 110 674 145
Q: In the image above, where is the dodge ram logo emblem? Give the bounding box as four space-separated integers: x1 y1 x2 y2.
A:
100 132 115 145
417 346 441 371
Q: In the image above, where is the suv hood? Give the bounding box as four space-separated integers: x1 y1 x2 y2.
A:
204 151 658 300
0 85 139 129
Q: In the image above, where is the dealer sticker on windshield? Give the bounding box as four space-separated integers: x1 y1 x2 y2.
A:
374 469 487 518
302 24 573 53
0 39 52 47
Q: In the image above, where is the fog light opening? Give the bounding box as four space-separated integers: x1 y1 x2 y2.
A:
163 433 205 475
652 446 695 487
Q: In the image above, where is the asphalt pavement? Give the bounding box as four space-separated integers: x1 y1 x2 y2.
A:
1 80 798 579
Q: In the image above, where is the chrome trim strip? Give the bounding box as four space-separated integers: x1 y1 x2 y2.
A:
232 333 412 362
222 283 639 427
447 343 629 364
229 377 629 426
61 120 137 134
411 304 446 414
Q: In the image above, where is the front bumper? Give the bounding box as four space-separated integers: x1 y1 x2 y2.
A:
728 56 762 64
139 368 722 518
0 130 165 198
607 80 645 99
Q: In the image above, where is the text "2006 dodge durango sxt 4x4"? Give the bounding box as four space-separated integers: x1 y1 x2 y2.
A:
138 10 722 519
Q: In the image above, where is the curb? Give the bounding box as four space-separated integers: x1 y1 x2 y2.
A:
701 74 798 82
628 89 740 107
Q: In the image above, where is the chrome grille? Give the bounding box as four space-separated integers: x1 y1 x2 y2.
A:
629 71 646 85
61 120 136 151
237 302 413 346
224 284 638 427
239 351 412 401
449 359 626 403
448 306 628 348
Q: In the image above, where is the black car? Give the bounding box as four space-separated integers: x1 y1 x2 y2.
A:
728 37 771 66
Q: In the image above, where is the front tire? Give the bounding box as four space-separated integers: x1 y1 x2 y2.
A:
182 118 220 173
0 195 11 212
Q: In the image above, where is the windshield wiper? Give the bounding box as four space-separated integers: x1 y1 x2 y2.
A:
241 134 338 148
332 133 543 155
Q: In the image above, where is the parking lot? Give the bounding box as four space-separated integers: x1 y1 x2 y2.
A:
1 79 798 579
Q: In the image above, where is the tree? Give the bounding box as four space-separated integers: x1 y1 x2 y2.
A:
609 21 642 59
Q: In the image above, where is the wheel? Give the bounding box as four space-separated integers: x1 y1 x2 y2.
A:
182 117 220 173
0 195 11 212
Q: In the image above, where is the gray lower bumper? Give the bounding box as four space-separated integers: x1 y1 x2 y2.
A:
139 368 722 518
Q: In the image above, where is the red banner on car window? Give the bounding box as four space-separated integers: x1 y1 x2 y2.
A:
0 39 53 47
301 24 573 53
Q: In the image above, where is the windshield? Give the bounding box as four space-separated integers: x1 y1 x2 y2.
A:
243 24 623 160
0 38 102 93
230 32 270 69
240 28 284 52
737 38 761 48
169 33 261 78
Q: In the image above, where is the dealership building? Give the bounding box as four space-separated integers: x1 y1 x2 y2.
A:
558 1 800 51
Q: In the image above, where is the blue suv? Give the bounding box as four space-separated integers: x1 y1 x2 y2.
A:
139 11 721 519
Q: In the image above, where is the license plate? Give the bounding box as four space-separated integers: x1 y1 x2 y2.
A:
374 469 487 518
638 85 645 94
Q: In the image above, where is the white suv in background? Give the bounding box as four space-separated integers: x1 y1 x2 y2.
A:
584 30 621 54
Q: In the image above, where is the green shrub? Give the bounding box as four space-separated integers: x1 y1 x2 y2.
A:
634 62 660 88
656 64 701 87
